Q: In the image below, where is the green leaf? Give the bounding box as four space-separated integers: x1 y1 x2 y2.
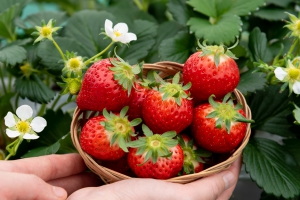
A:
292 104 300 125
243 138 300 199
187 15 241 44
187 0 218 18
145 21 184 63
0 93 14 127
21 11 68 29
0 45 26 65
119 19 157 64
57 133 77 154
0 1 26 40
248 85 296 137
265 0 294 8
167 0 193 25
283 139 300 167
158 30 195 63
36 37 87 74
253 8 288 21
22 141 60 158
64 10 116 57
14 74 56 104
221 0 265 16
237 70 267 94
248 27 273 63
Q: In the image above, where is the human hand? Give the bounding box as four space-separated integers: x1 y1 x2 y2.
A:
68 155 242 200
0 153 101 200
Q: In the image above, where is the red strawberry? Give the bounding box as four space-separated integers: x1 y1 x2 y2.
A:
127 124 184 179
77 56 140 112
127 82 151 121
142 73 193 134
80 106 141 160
183 42 240 104
178 134 211 174
192 93 253 153
100 154 133 176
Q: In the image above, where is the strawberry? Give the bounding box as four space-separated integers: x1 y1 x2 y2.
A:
127 124 184 179
183 41 240 104
191 93 254 153
178 134 211 175
80 106 142 160
127 82 151 121
142 73 193 134
76 55 141 112
100 154 133 176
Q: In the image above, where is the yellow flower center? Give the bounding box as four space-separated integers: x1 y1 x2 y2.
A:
16 121 31 134
69 58 81 69
288 68 300 80
20 63 31 76
296 21 300 31
41 26 52 37
114 31 121 37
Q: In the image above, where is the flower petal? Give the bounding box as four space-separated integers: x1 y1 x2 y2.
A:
105 19 114 39
30 117 47 132
4 112 16 127
274 67 288 81
23 133 39 140
292 81 300 94
6 129 20 138
117 32 137 43
114 22 128 34
16 105 33 121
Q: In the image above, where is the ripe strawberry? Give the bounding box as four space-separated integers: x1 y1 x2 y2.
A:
76 55 141 112
178 134 211 174
192 93 254 153
80 106 141 160
127 124 184 179
142 73 193 134
183 42 240 104
127 82 151 121
100 154 133 176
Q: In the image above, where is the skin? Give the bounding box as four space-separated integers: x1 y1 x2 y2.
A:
0 153 242 200
0 154 101 200
68 155 242 200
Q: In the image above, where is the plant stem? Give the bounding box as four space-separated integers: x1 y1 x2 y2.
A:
52 39 66 60
133 0 144 10
51 94 61 110
84 41 114 65
56 97 76 111
37 104 47 116
288 38 299 55
0 66 7 94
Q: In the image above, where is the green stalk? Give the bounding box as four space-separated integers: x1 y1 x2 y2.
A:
288 38 299 55
84 41 114 65
0 66 7 94
133 0 144 10
51 94 62 110
52 39 66 60
37 104 47 116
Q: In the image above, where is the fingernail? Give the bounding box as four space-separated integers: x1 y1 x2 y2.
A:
223 172 235 190
53 186 66 198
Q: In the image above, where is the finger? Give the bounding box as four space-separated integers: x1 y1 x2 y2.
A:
48 172 103 196
0 171 67 200
0 153 87 181
185 155 243 200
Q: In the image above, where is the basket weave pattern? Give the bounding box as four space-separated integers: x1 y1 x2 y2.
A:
70 61 252 184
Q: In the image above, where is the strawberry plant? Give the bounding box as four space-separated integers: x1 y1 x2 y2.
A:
0 0 300 199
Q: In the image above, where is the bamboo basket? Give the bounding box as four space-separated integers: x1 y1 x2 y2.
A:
70 61 252 184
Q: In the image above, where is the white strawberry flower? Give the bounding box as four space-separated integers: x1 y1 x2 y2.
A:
104 19 137 44
274 60 300 94
4 105 47 140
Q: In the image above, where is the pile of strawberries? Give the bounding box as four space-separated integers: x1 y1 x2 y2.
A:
77 43 253 179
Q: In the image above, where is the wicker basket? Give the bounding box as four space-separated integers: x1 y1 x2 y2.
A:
70 61 252 184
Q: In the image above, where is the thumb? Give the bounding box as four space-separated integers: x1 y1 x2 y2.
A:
184 156 242 200
0 171 67 200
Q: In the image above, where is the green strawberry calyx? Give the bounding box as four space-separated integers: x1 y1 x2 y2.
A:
197 40 238 67
127 124 178 165
109 50 142 96
57 73 82 96
206 93 254 133
157 72 192 106
100 106 142 152
178 135 212 175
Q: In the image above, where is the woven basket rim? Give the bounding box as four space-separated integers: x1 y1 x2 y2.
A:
70 61 252 184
